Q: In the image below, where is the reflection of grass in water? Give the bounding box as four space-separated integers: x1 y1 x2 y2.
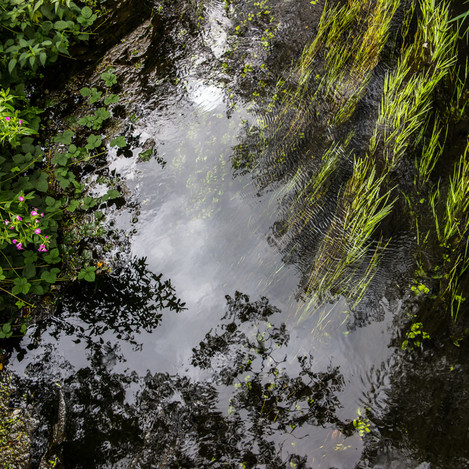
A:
272 142 344 250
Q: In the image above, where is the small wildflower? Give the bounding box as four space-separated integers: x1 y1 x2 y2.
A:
45 236 49 239
17 216 22 221
19 196 24 202
5 117 10 122
38 244 47 252
19 120 23 125
31 210 38 216
34 228 41 234
12 239 17 244
9 226 13 230
16 243 23 250
4 220 9 225
41 213 44 217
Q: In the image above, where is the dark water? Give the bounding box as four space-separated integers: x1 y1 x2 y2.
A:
6 0 469 467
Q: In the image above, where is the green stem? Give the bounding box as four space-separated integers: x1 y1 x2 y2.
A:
0 286 35 308
0 154 42 184
73 149 107 164
0 250 20 278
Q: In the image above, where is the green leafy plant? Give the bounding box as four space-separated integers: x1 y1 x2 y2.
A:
401 320 431 350
0 3 127 339
352 408 371 437
411 281 430 296
0 0 98 83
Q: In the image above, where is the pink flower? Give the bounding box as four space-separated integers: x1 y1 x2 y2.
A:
17 216 22 221
12 239 17 244
18 196 24 201
17 243 23 250
4 220 9 225
5 117 10 122
34 228 41 234
9 226 13 230
19 120 23 125
41 213 44 217
31 210 38 216
45 236 49 239
38 244 47 252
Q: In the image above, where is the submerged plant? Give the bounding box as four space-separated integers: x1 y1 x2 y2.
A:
299 157 395 317
368 0 458 172
429 142 469 320
401 320 431 350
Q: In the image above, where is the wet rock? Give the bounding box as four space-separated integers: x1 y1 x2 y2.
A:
0 370 38 469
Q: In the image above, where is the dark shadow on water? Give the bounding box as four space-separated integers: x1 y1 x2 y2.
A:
22 255 187 356
17 292 352 468
58 255 186 345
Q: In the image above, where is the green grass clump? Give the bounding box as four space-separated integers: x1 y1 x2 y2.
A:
286 0 401 129
300 157 395 314
368 0 458 172
429 143 469 320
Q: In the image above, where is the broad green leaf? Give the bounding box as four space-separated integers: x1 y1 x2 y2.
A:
104 94 119 105
23 251 38 264
52 152 70 166
81 6 93 19
54 130 74 145
110 136 126 148
41 268 60 283
34 172 49 192
23 263 36 279
54 20 70 30
80 87 92 97
39 52 47 66
85 134 102 150
106 189 120 199
43 248 60 264
31 284 45 295
78 266 96 282
12 277 31 295
8 58 17 74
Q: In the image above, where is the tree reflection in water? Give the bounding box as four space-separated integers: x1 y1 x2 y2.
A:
21 291 350 468
42 255 187 349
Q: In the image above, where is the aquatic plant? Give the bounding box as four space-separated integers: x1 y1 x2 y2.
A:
271 142 344 252
415 117 447 188
449 0 469 42
298 0 463 318
300 157 395 315
281 0 401 130
368 0 458 172
429 142 469 320
401 320 431 350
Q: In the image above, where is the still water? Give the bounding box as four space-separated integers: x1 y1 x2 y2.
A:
7 0 469 467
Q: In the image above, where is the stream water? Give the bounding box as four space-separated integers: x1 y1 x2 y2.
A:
5 0 469 467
